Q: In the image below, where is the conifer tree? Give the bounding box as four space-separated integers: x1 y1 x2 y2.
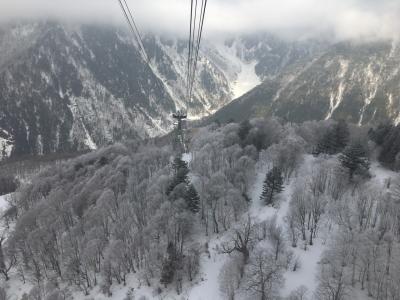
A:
172 156 189 175
333 119 350 152
314 120 349 155
339 141 370 180
368 122 393 146
238 119 252 142
260 167 284 206
167 156 189 195
314 132 333 155
185 184 200 213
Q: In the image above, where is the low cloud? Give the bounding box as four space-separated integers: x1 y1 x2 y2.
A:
1 0 399 41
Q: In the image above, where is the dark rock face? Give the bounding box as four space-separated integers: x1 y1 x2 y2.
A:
0 21 235 158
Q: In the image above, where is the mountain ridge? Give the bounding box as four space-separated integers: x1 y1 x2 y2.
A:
211 39 400 125
0 21 266 158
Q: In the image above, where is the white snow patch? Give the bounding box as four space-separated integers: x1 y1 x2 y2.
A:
369 161 397 188
0 194 11 211
325 60 348 120
338 59 349 79
215 42 261 99
326 82 346 120
83 128 97 150
358 63 380 125
0 137 13 159
4 275 33 300
70 274 155 300
187 237 228 300
182 152 192 165
281 239 326 298
232 61 260 99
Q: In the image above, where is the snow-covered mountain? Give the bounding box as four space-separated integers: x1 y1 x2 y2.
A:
5 21 399 159
0 22 271 158
212 40 400 125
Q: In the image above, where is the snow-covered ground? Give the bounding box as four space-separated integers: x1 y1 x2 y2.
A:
0 194 28 300
185 153 399 300
0 193 11 211
187 237 229 300
249 156 327 298
369 161 397 188
182 152 193 165
3 154 398 300
232 61 260 99
0 136 13 159
185 155 327 299
215 42 261 99
69 275 155 300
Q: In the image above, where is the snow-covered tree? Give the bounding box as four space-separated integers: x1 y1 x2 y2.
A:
222 215 257 266
243 249 284 300
185 184 200 213
314 120 349 155
260 167 284 206
339 141 370 180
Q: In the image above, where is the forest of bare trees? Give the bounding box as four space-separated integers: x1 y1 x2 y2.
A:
0 118 399 300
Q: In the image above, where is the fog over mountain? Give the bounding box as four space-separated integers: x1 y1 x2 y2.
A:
1 0 400 41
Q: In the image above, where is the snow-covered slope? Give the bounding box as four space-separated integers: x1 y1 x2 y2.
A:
0 22 268 159
211 41 261 99
212 40 400 125
0 193 11 211
2 123 399 300
0 23 330 159
185 155 327 299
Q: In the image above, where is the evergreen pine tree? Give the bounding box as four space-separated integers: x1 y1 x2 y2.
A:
167 156 189 195
185 184 200 213
314 132 332 155
172 156 188 174
314 120 349 155
339 141 370 180
368 122 393 146
377 125 400 169
333 119 350 152
260 167 284 206
238 119 252 142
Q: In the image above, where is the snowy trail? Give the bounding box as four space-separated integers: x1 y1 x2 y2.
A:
281 238 326 297
187 238 228 300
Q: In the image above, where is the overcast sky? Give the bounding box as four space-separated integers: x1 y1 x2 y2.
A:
1 0 399 41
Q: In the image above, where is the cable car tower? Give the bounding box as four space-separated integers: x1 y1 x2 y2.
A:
117 0 208 154
172 0 208 154
172 110 187 153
